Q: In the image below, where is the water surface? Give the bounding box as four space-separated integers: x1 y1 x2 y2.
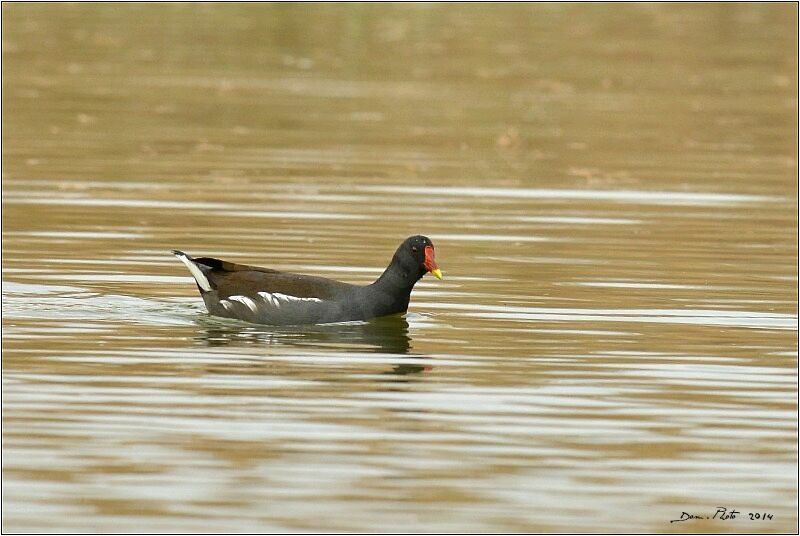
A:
3 3 798 533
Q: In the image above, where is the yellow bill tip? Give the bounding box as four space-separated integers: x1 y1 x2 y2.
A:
431 268 443 280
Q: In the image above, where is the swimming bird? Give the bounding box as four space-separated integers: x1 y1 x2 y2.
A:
173 235 442 325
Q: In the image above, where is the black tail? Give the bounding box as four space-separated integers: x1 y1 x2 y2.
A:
172 249 213 292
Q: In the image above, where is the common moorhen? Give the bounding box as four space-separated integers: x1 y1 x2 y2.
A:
173 235 442 325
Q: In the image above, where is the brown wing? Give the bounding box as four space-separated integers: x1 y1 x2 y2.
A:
194 257 354 300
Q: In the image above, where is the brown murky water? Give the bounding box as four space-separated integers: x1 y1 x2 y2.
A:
2 3 797 533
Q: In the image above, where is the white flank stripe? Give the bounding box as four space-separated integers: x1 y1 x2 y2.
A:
258 291 322 305
274 292 323 303
228 295 259 313
258 292 280 307
175 253 212 291
220 300 233 311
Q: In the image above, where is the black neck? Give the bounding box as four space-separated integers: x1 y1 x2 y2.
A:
372 253 424 295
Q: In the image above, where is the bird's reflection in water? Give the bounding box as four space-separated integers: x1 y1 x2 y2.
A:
194 314 428 377
384 360 428 377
